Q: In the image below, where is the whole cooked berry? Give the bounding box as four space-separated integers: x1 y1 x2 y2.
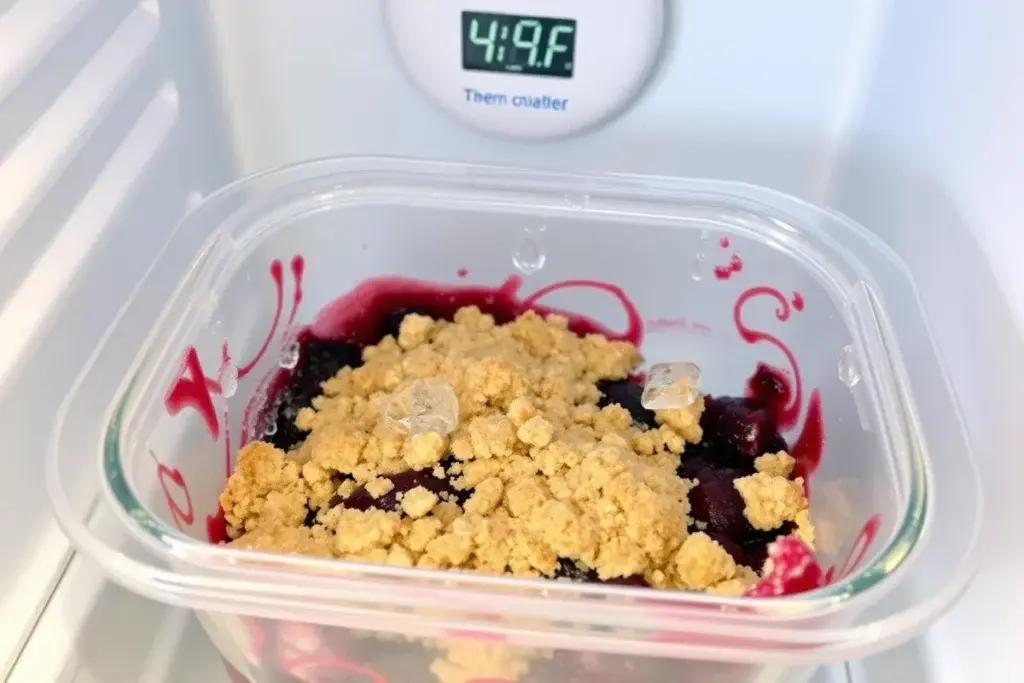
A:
700 396 787 463
688 467 751 534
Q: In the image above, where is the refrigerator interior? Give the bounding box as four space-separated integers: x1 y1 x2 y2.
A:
1 0 1019 681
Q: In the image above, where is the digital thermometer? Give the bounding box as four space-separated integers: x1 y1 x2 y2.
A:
384 1 665 139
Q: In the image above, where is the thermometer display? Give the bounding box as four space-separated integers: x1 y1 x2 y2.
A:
462 11 576 78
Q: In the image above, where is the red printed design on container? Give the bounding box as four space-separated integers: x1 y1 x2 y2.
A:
147 450 194 529
733 285 823 476
158 256 305 541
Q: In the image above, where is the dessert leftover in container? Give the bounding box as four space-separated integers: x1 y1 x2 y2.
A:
47 157 982 683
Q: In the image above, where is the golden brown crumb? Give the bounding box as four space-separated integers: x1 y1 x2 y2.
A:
708 565 760 596
229 523 334 558
365 476 395 499
219 442 308 532
754 451 796 478
516 415 554 448
672 532 737 590
733 472 807 531
794 508 816 546
463 477 503 515
401 486 440 518
397 313 436 350
404 431 448 470
430 640 532 683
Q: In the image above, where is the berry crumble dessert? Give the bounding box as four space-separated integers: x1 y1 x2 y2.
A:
218 304 815 597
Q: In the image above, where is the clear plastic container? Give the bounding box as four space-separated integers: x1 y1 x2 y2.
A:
47 157 982 683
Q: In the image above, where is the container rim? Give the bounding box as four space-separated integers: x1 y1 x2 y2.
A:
48 156 983 660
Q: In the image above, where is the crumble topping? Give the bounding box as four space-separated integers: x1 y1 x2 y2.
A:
219 306 814 597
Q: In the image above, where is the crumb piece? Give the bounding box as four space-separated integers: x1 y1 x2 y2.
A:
506 397 537 427
336 479 357 499
592 405 631 435
657 425 686 454
516 415 554 448
631 430 656 455
467 415 518 459
386 545 415 567
295 406 318 431
464 477 504 515
733 472 807 531
401 486 440 518
432 500 463 526
431 640 532 683
673 532 736 590
794 508 816 547
365 476 395 499
655 395 704 444
397 313 435 350
432 465 446 478
422 527 474 567
406 517 444 552
219 441 308 532
404 431 448 470
307 424 369 473
754 451 796 478
708 565 760 596
230 524 334 558
330 509 403 555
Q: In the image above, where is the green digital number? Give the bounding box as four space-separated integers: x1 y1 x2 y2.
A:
543 24 575 69
512 19 542 67
469 17 498 63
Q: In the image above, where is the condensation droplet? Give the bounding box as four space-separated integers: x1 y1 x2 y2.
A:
185 190 204 210
691 252 707 281
279 341 300 369
382 378 459 436
838 345 861 388
219 363 239 399
641 362 702 410
565 193 590 210
512 226 548 276
264 421 278 437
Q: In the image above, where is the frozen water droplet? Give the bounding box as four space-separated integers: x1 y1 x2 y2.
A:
513 227 547 275
691 252 707 281
699 229 710 242
837 345 861 388
264 421 278 437
641 362 701 410
219 363 238 399
279 341 300 369
382 378 459 436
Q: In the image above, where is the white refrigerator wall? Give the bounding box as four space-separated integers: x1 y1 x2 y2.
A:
1 0 1020 681
207 0 887 200
831 2 1023 680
